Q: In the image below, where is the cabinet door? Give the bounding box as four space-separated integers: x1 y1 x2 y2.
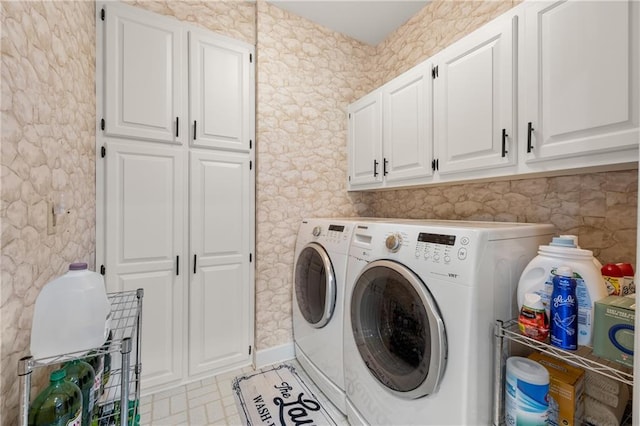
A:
104 140 185 390
522 0 639 162
383 62 433 183
189 31 254 152
103 2 186 144
347 92 383 189
434 14 516 175
188 151 252 376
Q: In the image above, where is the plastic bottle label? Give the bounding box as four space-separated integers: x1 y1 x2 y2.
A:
505 371 549 426
67 410 81 426
544 269 592 344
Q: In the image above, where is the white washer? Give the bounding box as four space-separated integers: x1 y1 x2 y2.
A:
293 218 356 413
344 220 554 425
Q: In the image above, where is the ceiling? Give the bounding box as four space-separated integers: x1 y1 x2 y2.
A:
266 1 431 46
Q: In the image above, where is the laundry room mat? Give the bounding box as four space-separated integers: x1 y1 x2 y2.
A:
232 363 338 426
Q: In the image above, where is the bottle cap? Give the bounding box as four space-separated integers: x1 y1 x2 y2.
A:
556 266 573 278
50 369 66 381
602 263 624 277
523 293 544 310
550 237 577 248
69 262 88 271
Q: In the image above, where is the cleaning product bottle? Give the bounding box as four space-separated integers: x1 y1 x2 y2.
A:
518 293 549 341
64 359 95 426
28 369 82 426
601 263 624 295
517 236 608 346
504 357 550 426
550 266 577 350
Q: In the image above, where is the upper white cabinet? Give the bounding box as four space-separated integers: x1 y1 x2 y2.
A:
521 0 639 167
347 91 382 188
348 62 432 190
104 3 186 144
383 63 433 184
347 0 639 191
102 2 254 153
189 31 254 152
434 14 517 176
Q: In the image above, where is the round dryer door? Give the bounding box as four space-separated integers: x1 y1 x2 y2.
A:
350 260 447 399
294 242 336 328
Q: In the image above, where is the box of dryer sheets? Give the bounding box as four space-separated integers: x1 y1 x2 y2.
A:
528 352 585 426
593 295 635 367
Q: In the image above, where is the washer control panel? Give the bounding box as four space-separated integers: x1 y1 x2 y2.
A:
382 229 474 267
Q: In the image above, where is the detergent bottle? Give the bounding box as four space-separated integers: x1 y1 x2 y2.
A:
517 237 608 346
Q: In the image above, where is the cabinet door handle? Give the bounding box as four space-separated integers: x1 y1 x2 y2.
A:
383 158 388 176
502 129 508 157
176 255 179 276
193 120 197 140
527 122 534 153
193 254 197 274
373 159 379 177
176 117 179 138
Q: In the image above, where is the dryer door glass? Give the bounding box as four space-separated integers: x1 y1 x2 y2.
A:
295 243 336 328
351 260 447 399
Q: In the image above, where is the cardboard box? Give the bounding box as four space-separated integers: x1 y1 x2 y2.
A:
593 295 635 368
528 352 584 426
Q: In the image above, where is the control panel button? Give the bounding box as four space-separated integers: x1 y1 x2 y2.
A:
312 226 322 237
444 256 451 263
458 248 467 260
460 237 470 245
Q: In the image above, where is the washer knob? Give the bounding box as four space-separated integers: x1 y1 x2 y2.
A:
312 226 322 237
385 234 402 252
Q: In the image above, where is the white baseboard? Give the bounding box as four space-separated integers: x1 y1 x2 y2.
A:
255 342 295 368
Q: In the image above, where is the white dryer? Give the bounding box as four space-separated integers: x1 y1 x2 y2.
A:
343 220 554 425
293 218 356 413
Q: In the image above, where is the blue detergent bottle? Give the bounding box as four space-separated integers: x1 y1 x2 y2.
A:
550 266 578 350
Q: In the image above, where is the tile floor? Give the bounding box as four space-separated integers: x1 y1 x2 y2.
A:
138 360 348 425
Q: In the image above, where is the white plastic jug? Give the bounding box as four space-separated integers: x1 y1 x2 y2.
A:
30 263 111 360
517 237 608 347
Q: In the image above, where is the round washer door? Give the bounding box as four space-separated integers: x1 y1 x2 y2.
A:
350 259 447 399
294 242 336 328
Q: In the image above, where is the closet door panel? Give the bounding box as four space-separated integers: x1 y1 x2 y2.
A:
104 2 185 144
104 140 185 389
188 150 251 376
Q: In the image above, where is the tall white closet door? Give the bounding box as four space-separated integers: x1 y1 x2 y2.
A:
522 0 639 161
103 2 186 144
104 141 185 389
188 150 252 376
189 31 253 152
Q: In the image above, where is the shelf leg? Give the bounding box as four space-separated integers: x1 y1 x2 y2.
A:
121 337 132 426
18 356 33 426
493 320 504 426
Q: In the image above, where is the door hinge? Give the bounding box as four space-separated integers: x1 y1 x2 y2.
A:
100 265 105 275
101 8 105 21
249 345 252 355
101 146 106 158
100 118 105 131
432 65 439 79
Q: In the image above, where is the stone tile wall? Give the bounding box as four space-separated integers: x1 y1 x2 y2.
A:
1 2 96 423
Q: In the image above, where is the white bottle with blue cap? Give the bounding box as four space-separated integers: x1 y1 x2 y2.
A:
517 236 608 346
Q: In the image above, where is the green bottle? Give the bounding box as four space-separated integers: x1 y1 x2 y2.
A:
64 360 95 426
28 369 82 426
